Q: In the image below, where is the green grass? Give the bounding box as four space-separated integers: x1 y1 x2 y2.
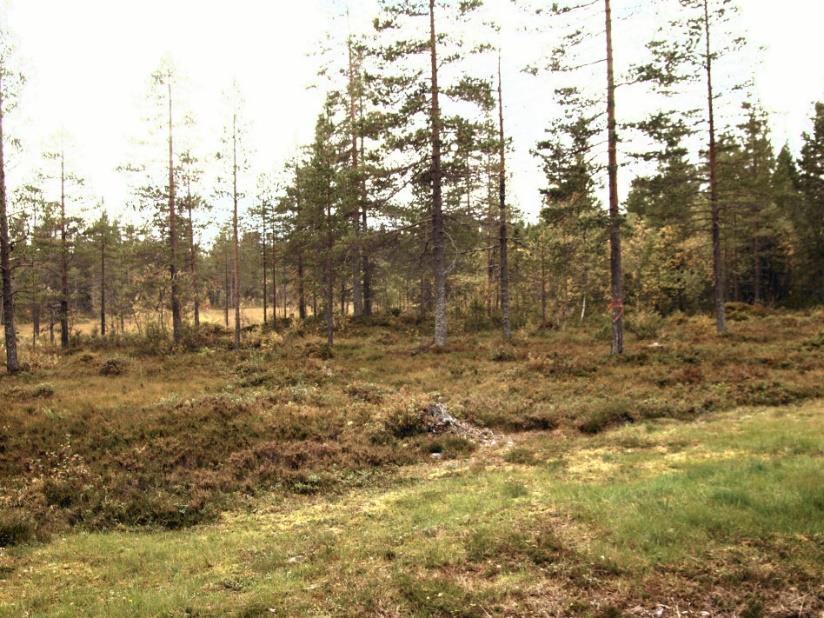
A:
2 401 821 616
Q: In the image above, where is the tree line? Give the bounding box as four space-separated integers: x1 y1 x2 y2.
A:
2 0 823 374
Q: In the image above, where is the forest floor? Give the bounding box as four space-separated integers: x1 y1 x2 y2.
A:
1 306 823 616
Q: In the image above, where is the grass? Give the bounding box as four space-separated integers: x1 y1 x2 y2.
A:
1 308 823 614
0 401 821 616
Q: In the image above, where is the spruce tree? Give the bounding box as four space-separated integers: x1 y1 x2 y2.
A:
795 103 824 304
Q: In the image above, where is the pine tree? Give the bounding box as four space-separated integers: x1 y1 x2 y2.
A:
0 38 20 372
372 0 493 348
216 83 249 350
636 0 750 333
152 65 183 343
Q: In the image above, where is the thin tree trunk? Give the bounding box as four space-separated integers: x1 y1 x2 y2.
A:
360 212 372 319
261 212 268 326
0 74 19 372
167 77 183 342
704 0 726 334
224 241 230 328
348 37 363 318
59 154 69 349
325 206 334 347
429 0 447 349
271 220 278 326
32 303 40 347
753 235 761 304
605 0 625 354
282 276 287 319
297 251 306 320
100 223 106 336
187 188 200 328
540 238 548 326
497 52 511 341
232 113 241 350
750 127 762 306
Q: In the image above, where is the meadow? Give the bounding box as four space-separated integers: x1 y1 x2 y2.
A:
1 306 822 616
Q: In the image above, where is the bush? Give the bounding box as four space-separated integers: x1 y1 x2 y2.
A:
346 382 386 404
726 302 770 322
30 383 55 398
100 357 128 376
383 399 428 438
504 447 540 466
578 400 634 434
490 345 517 362
132 322 172 356
626 310 664 340
804 331 824 350
423 435 476 459
0 509 35 547
307 343 334 360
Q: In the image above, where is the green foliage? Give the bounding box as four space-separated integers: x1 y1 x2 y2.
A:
625 310 664 340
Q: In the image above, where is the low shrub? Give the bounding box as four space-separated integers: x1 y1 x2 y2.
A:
726 302 770 322
504 447 540 466
99 357 128 376
0 509 35 547
30 383 55 398
383 398 428 438
422 435 476 459
626 310 665 340
490 345 517 362
346 382 386 404
577 400 635 434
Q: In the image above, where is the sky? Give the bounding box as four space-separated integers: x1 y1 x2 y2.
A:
2 0 823 228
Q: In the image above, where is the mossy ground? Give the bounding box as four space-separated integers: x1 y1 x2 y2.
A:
1 308 822 615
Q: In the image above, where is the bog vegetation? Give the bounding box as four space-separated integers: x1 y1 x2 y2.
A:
0 0 823 616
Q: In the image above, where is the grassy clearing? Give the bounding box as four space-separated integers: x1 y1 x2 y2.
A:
0 401 821 616
1 309 823 536
1 309 823 614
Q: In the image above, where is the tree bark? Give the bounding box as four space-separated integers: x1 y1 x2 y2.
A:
540 237 548 326
497 52 511 341
704 0 726 333
186 191 200 327
429 0 447 349
297 251 306 320
325 206 334 347
167 76 183 343
0 73 19 372
59 153 70 348
348 37 363 318
271 211 278 325
261 210 268 326
232 113 241 350
223 241 230 328
100 221 106 336
753 235 761 304
605 0 625 354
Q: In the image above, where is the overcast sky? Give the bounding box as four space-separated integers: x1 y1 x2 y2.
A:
2 0 823 227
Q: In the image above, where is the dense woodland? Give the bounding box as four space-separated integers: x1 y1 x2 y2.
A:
1 0 823 373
